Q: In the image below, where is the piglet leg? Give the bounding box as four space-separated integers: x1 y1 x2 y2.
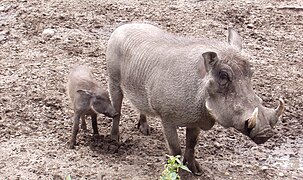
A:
91 113 99 138
70 113 81 149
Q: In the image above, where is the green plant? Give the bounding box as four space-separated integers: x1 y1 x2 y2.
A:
160 154 191 180
66 175 72 180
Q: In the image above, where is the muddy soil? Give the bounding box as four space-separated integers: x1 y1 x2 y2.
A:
0 0 302 179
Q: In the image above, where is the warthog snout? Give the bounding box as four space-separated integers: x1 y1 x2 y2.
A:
252 128 276 144
104 109 118 118
245 99 285 144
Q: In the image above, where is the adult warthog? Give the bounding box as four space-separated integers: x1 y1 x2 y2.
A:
106 23 284 175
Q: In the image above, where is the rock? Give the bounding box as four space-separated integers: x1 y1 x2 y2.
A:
214 142 223 148
247 23 254 29
42 28 56 40
0 36 6 43
0 30 9 43
261 166 269 171
0 5 11 12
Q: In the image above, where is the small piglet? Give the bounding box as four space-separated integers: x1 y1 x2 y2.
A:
67 65 117 149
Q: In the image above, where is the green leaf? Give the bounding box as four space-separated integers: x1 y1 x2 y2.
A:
180 165 191 173
175 158 182 165
170 172 178 179
161 154 191 180
66 175 72 180
175 155 181 159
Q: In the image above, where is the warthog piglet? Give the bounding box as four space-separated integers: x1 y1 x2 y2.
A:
67 65 117 149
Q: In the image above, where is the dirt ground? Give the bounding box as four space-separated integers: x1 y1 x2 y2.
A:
0 0 302 179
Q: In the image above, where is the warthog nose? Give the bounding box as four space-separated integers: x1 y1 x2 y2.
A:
112 112 119 118
253 136 271 144
252 129 275 144
106 111 118 118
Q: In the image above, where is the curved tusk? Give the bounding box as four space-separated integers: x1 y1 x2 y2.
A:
275 98 285 118
248 107 258 129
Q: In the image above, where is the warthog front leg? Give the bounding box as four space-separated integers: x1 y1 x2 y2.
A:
70 113 81 149
91 113 99 137
109 79 123 141
183 127 202 175
162 121 182 156
80 114 87 131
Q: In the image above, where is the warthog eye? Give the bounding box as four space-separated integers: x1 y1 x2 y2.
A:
219 70 229 80
96 96 105 101
218 70 230 86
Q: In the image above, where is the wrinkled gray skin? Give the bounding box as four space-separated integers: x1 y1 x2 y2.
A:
106 23 284 175
67 65 117 149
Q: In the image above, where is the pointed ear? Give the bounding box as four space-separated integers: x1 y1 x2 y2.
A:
202 52 219 73
228 28 242 51
77 89 94 97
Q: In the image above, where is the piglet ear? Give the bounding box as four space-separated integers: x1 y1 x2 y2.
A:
77 89 94 97
202 52 219 73
228 28 242 51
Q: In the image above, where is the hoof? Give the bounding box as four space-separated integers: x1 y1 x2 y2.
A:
93 133 101 139
69 143 75 149
139 123 151 135
110 133 120 142
193 171 202 176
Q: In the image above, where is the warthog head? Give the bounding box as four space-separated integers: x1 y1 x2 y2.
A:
77 89 118 118
202 28 285 144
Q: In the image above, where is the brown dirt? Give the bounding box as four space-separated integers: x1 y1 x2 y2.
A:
0 0 302 179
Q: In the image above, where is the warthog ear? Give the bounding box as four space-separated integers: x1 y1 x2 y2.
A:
228 28 242 51
202 52 219 73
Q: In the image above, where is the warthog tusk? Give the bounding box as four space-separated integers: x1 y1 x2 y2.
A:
205 101 216 120
275 98 285 118
248 107 258 129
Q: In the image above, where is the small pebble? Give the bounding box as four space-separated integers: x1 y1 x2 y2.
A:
214 142 222 148
247 23 254 29
42 28 56 40
261 166 269 171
